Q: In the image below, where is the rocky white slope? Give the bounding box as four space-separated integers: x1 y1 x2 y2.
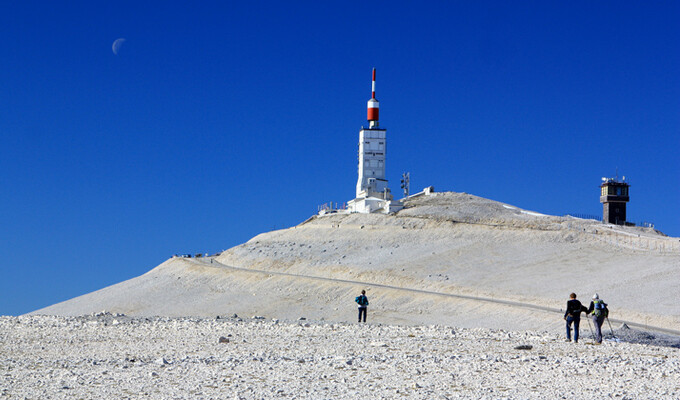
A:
2 314 679 399
33 192 680 335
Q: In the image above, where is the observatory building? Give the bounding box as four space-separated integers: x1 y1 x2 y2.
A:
346 69 404 214
600 176 630 225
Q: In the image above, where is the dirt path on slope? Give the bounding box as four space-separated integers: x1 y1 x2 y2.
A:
191 257 680 336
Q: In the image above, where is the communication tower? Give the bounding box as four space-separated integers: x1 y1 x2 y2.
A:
355 68 390 199
347 69 403 214
401 172 410 197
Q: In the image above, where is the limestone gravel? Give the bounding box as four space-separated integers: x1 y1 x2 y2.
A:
2 314 679 399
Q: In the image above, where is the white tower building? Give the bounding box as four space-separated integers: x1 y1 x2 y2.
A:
356 68 389 198
347 69 403 214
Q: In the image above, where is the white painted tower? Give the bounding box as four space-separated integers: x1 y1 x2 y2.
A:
347 69 403 214
356 69 390 198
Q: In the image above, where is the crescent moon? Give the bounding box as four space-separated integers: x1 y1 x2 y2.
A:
112 38 126 55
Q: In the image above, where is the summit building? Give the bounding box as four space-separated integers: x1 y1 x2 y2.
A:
347 69 404 214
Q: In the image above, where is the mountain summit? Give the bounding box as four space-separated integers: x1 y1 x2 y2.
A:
33 192 679 333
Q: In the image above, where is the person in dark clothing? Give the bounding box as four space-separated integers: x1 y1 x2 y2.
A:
587 293 608 344
564 293 587 343
355 290 369 323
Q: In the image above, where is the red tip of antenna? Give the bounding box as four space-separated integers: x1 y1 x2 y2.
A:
368 68 379 121
371 68 377 99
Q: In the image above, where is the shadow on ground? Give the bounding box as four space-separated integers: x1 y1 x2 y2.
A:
594 324 680 349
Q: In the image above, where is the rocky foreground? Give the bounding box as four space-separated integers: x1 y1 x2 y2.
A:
2 314 679 399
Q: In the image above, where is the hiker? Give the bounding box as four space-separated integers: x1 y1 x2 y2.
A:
355 290 369 323
587 293 608 344
563 293 587 343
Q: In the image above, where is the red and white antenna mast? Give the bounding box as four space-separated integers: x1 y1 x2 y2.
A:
367 68 379 128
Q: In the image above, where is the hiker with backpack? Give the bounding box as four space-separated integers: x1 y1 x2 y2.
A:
355 290 369 323
587 293 608 344
564 292 588 343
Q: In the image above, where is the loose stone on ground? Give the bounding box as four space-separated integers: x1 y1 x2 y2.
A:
1 315 679 399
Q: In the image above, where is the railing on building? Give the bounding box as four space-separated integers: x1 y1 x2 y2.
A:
318 202 347 213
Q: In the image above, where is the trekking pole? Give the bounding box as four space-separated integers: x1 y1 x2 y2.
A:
606 317 617 340
586 315 595 343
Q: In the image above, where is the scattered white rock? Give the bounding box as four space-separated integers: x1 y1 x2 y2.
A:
153 357 169 365
3 315 678 399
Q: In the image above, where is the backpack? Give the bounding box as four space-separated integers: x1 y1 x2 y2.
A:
355 295 368 306
593 300 608 317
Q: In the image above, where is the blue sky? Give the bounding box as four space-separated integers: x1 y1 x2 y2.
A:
1 2 678 315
